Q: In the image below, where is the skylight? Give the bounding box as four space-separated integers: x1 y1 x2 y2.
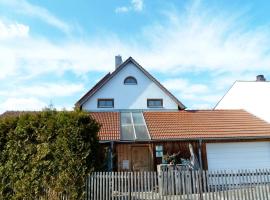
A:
120 112 150 141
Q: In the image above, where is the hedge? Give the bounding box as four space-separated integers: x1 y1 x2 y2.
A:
0 109 101 199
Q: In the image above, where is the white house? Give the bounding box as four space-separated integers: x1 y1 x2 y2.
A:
215 75 270 123
75 56 186 111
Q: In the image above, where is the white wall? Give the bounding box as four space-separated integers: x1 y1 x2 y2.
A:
215 81 270 123
82 62 179 110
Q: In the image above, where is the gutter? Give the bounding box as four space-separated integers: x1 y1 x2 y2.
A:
151 135 270 142
99 135 270 143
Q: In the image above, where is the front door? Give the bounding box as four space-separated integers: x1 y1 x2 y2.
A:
131 146 152 171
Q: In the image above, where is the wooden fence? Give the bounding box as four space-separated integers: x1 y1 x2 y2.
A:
86 169 270 200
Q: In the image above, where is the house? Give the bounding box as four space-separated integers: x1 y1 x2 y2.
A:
215 75 270 122
76 57 270 171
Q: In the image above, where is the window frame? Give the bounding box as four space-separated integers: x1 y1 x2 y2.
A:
124 76 137 85
147 98 163 108
97 98 114 108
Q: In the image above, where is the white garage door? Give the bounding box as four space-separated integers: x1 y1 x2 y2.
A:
206 142 270 170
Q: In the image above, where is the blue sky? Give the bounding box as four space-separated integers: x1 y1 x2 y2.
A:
1 0 270 113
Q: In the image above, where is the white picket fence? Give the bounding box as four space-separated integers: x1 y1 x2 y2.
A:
86 169 270 200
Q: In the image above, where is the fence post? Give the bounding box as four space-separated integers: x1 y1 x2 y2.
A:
128 172 131 200
198 169 203 200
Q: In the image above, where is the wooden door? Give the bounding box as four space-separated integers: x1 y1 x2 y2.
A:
131 146 151 171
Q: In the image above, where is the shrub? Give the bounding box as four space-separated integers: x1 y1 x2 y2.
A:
0 109 100 199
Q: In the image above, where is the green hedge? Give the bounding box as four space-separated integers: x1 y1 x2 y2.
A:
0 109 100 199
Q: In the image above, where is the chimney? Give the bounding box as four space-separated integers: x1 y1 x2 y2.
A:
115 55 122 69
256 75 266 82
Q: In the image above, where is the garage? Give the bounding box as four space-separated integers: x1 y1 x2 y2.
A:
206 142 270 170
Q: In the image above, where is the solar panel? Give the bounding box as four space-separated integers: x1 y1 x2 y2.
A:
120 112 150 141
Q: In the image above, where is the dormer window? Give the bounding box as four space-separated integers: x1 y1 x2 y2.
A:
124 76 137 85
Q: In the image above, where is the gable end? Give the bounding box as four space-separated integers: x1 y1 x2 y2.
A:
75 57 186 110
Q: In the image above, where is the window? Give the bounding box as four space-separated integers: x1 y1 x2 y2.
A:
120 112 150 141
97 99 114 108
155 145 163 158
124 76 137 85
147 99 163 108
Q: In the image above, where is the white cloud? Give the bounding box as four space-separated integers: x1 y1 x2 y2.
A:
162 78 224 109
114 1 270 75
191 103 212 110
0 32 127 79
0 97 47 113
0 0 71 33
138 9 270 73
163 78 209 94
132 0 143 11
198 94 223 104
0 83 84 98
0 20 29 39
0 83 83 113
2 2 270 80
115 0 144 13
115 6 130 13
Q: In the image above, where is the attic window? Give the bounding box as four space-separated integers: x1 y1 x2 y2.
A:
97 99 114 108
147 99 163 108
124 76 137 85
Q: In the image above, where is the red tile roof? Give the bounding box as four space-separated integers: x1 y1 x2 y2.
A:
143 110 270 140
90 112 120 141
90 110 270 141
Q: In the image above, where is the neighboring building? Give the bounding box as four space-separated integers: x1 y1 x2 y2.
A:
75 56 186 111
215 75 270 123
75 57 270 171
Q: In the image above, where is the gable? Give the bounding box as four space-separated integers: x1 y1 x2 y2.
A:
76 57 185 110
